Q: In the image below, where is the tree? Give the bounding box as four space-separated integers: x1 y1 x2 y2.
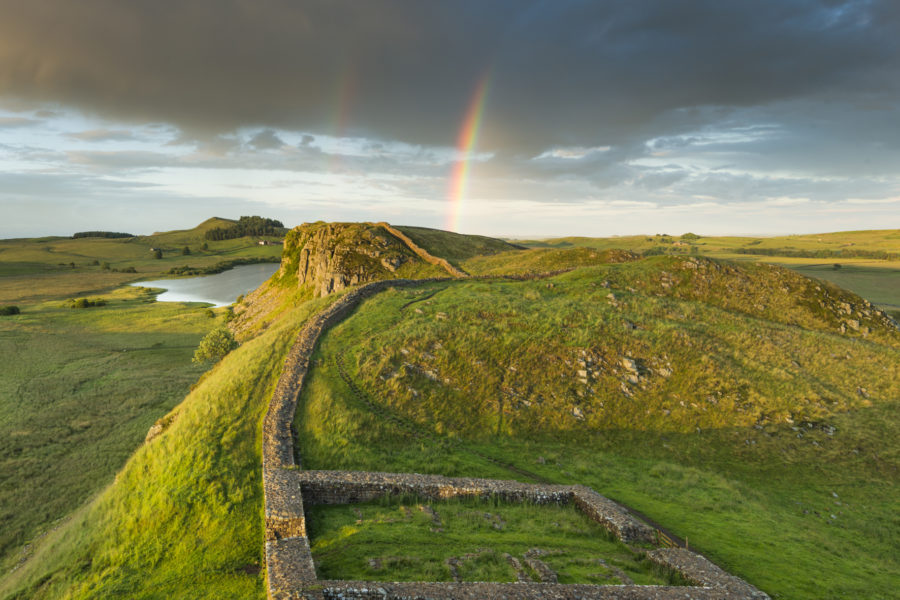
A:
0 306 20 316
182 246 191 255
201 242 209 251
192 327 238 364
154 249 163 259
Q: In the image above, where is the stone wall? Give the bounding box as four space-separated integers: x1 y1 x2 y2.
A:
263 278 448 542
377 222 469 278
261 277 770 600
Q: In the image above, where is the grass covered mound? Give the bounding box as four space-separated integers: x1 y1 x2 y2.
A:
307 496 683 585
295 263 900 599
321 263 899 437
462 247 640 276
393 225 521 265
0 293 340 600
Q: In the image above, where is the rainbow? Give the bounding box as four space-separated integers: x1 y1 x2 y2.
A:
446 73 490 232
327 63 358 173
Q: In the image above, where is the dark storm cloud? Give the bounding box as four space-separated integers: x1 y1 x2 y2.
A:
248 129 286 150
1 0 897 154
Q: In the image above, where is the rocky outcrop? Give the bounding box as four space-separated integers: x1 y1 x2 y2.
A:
278 222 431 297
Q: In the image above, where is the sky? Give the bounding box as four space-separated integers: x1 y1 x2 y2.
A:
1 0 899 238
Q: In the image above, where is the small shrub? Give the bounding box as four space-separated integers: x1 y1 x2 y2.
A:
67 298 107 309
204 308 216 318
91 259 100 266
0 305 20 316
201 242 209 251
192 327 238 364
681 232 701 240
154 249 163 259
833 263 842 270
235 294 245 304
182 246 191 255
101 262 110 270
122 266 137 273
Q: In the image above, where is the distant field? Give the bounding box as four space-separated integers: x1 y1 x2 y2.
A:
0 219 282 304
0 219 282 573
0 286 216 569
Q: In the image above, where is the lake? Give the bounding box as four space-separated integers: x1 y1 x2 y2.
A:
133 262 280 307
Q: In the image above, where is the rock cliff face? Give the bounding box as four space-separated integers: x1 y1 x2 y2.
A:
278 222 426 297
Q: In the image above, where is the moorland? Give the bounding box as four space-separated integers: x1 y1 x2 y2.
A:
1 221 898 600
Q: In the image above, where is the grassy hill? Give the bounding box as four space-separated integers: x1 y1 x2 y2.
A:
509 229 900 319
295 258 899 599
2 222 898 599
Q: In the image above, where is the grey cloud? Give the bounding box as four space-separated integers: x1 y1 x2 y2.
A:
67 128 140 142
0 0 897 154
0 116 40 128
248 129 286 150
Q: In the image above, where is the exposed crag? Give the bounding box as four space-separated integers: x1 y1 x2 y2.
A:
276 222 446 297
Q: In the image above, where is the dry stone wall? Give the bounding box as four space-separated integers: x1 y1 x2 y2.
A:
262 277 770 600
377 222 469 278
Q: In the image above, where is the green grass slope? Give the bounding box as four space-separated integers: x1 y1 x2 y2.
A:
0 287 216 570
295 258 900 599
0 292 338 600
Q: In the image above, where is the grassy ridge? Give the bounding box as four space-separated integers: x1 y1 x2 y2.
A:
0 292 337 600
295 266 900 599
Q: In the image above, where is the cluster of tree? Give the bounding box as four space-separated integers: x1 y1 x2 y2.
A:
165 256 279 277
643 245 698 256
72 231 135 239
66 297 107 309
102 264 137 273
204 216 286 241
735 247 900 260
0 306 20 316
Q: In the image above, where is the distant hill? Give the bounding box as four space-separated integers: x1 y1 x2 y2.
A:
0 217 284 304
